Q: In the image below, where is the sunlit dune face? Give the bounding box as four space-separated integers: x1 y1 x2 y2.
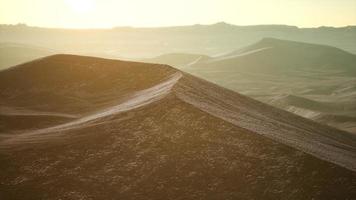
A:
65 0 95 13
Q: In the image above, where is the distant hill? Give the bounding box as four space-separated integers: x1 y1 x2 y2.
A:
1 23 356 59
193 38 356 74
147 39 356 133
142 53 211 67
1 55 355 199
0 43 56 70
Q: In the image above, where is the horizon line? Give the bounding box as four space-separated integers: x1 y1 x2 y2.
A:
1 21 356 30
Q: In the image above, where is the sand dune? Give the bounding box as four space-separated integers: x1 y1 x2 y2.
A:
148 38 356 133
0 55 355 199
1 72 182 144
0 43 56 70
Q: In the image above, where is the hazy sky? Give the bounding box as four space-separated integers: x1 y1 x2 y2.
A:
0 0 355 28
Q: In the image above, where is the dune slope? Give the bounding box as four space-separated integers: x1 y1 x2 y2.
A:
151 39 356 133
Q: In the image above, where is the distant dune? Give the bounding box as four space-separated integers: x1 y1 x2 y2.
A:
149 38 356 133
0 43 56 70
0 55 355 199
192 38 356 74
143 53 211 67
1 23 356 60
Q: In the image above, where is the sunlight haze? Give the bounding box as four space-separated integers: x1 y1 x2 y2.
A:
1 0 356 199
0 0 355 28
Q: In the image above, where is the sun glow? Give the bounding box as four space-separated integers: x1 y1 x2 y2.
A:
0 0 355 28
65 0 95 13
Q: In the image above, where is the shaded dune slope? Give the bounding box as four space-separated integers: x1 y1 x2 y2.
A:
0 55 355 199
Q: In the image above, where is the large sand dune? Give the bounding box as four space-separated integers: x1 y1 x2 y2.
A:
0 55 355 199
